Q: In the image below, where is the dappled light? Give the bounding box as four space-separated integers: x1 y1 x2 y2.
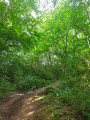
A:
10 93 24 97
0 0 89 119
32 97 44 102
28 111 34 116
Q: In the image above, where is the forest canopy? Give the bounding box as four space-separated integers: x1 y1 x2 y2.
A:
0 0 90 119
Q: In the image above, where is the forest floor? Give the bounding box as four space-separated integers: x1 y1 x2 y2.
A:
0 81 60 120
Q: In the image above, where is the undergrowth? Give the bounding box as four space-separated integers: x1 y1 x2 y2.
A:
0 73 55 98
40 76 90 120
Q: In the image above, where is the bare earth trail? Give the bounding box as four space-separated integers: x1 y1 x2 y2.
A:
0 81 60 120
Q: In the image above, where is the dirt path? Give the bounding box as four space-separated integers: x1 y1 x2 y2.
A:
0 81 60 120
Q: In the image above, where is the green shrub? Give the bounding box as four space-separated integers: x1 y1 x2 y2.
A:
30 67 56 80
0 80 16 99
16 75 53 91
44 86 57 96
58 83 90 119
0 91 4 99
0 80 16 92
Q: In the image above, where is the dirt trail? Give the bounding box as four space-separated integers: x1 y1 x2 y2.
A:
0 81 60 120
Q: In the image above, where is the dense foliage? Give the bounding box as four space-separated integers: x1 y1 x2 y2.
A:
0 0 90 119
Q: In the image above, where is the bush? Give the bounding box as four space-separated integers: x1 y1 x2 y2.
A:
58 82 90 119
44 86 57 96
0 80 16 92
0 91 4 99
16 75 53 91
0 80 16 99
29 66 56 80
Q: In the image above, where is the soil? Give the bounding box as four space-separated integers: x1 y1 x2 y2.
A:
0 81 60 120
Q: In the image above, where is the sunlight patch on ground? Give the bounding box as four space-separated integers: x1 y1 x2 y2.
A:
28 111 34 116
10 93 24 97
28 98 33 101
25 96 44 105
25 97 33 104
35 96 44 101
32 96 44 103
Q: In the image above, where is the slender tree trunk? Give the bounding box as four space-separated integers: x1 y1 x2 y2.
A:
83 0 90 23
64 30 69 73
86 36 90 48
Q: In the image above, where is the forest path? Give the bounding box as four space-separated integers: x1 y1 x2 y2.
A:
0 80 60 120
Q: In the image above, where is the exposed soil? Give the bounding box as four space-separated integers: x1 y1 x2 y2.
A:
0 81 60 120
